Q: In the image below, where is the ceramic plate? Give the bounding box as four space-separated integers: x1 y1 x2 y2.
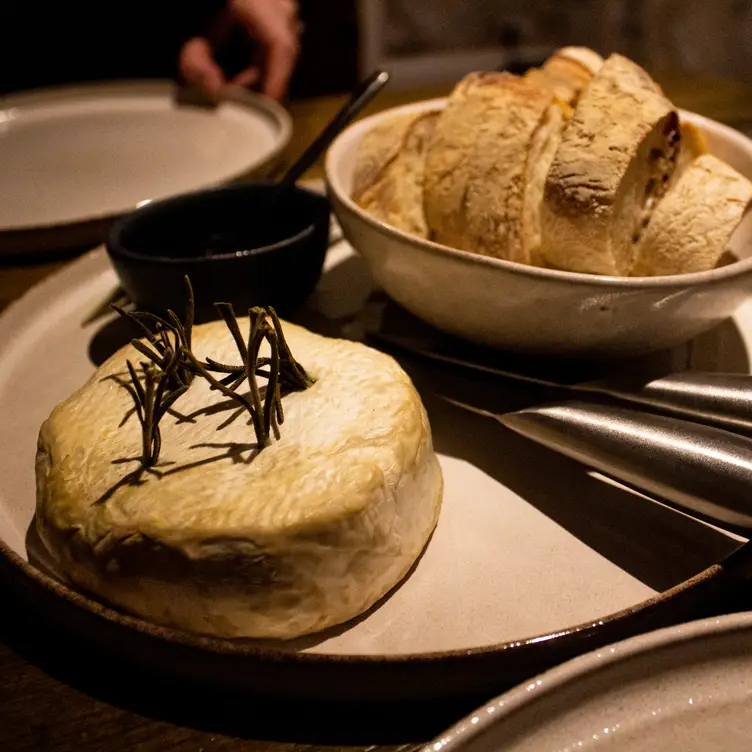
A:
0 81 291 254
424 611 752 751
0 242 751 701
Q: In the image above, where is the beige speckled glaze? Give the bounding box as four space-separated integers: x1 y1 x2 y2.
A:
326 101 752 357
1 245 752 700
0 81 291 254
425 611 752 751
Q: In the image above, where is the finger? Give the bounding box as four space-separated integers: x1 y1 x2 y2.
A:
260 35 299 100
231 0 300 100
231 66 261 89
178 37 227 96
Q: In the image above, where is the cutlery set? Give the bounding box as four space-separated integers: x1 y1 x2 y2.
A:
373 330 752 533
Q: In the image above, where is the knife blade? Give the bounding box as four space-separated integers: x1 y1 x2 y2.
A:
445 395 752 532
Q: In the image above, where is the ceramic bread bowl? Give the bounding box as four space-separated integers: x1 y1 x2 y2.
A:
326 101 752 358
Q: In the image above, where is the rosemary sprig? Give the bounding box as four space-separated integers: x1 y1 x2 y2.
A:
112 275 196 390
112 278 313 467
122 347 188 468
180 304 310 448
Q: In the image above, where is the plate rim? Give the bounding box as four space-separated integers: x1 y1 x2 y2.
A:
1 249 752 669
0 246 752 701
423 609 752 751
2 534 750 665
0 79 293 236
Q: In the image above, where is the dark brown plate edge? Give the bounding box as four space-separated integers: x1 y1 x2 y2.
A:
2 535 751 702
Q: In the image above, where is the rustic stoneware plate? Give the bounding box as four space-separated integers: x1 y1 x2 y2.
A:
0 81 291 255
422 611 752 751
1 241 751 701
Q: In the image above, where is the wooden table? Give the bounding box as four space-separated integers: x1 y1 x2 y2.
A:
3 74 752 750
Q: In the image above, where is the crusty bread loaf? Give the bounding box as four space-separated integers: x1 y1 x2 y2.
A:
540 54 679 275
525 47 604 113
631 154 752 276
35 319 443 639
352 110 439 237
424 72 562 265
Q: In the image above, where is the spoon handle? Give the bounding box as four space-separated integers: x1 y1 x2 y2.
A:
277 70 390 194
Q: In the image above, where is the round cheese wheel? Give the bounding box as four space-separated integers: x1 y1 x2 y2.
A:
35 319 443 639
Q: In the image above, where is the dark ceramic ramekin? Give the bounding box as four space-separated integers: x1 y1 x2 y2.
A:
107 182 330 321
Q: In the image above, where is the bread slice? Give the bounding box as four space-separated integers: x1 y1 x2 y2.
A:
676 119 710 175
423 72 562 265
35 319 443 639
540 54 679 275
525 46 604 113
553 46 605 76
631 154 752 276
352 110 439 237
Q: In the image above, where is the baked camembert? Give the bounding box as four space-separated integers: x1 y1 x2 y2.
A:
35 313 443 639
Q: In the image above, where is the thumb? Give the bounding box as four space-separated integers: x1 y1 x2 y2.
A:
178 37 227 96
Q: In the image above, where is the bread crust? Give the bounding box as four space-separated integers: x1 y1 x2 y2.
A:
423 72 561 264
631 154 752 275
353 110 439 237
540 54 679 275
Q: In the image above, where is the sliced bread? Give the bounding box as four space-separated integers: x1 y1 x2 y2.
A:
525 46 604 112
423 72 562 265
352 110 440 237
540 54 679 275
631 154 752 276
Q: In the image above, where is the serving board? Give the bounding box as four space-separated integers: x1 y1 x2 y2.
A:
1 243 750 700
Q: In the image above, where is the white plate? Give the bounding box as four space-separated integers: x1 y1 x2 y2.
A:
0 81 291 248
426 610 752 752
0 241 750 699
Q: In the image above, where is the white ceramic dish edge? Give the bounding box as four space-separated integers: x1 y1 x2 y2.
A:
0 80 293 235
423 610 752 752
325 100 752 356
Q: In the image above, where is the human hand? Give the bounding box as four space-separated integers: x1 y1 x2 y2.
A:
179 0 301 101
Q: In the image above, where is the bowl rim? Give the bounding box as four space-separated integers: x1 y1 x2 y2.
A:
0 80 294 236
325 98 752 290
420 609 752 752
106 181 330 265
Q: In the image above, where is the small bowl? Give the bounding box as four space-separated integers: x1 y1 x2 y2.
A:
326 100 752 358
106 182 330 322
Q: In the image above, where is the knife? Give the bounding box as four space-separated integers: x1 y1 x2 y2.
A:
370 330 752 438
445 395 752 532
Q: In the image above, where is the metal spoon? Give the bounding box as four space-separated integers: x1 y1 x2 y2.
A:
274 69 390 199
229 70 389 253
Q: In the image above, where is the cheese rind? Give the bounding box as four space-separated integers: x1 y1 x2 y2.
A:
35 320 443 639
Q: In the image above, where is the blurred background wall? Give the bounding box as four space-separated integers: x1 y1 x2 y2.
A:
3 1 751 98
360 0 752 88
